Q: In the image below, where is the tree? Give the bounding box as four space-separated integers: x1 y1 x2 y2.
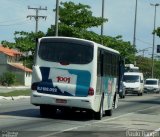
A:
136 56 152 78
47 2 107 37
47 2 136 63
1 31 45 68
103 36 136 63
155 27 160 37
2 2 136 67
2 31 45 54
135 56 160 79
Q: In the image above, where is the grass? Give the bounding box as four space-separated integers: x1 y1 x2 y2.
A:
0 90 31 97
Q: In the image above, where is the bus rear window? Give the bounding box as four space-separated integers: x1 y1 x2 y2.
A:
38 42 93 64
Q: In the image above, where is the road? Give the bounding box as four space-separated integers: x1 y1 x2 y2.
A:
0 94 160 137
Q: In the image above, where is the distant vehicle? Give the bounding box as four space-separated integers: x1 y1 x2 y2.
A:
144 78 160 93
123 72 144 96
125 64 139 72
31 37 122 120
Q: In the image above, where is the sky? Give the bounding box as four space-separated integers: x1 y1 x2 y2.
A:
0 0 160 58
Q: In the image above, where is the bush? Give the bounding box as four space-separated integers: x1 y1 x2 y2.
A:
0 72 16 86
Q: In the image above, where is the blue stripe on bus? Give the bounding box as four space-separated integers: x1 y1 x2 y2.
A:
67 69 91 96
40 67 50 81
38 67 73 96
38 67 91 97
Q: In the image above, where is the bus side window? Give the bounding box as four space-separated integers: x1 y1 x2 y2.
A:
97 49 101 77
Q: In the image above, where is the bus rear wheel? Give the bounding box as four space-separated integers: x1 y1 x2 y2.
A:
105 109 112 116
94 99 103 120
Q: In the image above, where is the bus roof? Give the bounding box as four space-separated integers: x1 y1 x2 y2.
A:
145 78 159 81
39 36 120 55
124 72 143 75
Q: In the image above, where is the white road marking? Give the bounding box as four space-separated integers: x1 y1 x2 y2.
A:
39 105 160 137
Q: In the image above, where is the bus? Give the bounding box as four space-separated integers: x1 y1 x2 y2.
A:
31 37 121 120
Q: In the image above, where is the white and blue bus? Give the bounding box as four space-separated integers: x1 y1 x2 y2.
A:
31 37 121 120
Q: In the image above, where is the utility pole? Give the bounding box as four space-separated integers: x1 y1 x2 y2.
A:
101 0 105 44
55 0 59 36
27 6 47 33
138 49 148 57
133 0 138 48
150 3 159 78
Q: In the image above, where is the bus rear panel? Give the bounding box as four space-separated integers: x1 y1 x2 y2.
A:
31 37 120 120
31 37 96 110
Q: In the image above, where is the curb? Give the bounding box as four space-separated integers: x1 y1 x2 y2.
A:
0 86 30 89
0 96 30 101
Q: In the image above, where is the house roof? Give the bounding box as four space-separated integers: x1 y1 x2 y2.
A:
9 63 32 73
0 46 21 57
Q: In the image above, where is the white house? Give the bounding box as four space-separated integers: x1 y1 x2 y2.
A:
0 45 32 86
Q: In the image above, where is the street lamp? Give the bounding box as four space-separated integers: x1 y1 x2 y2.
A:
133 0 138 48
150 3 159 78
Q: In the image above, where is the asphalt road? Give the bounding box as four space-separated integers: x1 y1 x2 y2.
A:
0 93 160 137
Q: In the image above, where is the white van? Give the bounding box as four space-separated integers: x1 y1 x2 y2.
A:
144 78 160 93
123 72 144 96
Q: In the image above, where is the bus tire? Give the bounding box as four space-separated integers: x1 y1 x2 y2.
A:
94 98 104 120
87 110 94 119
119 94 123 99
105 109 112 116
119 94 125 99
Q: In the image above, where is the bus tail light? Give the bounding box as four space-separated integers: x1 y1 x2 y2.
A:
88 87 94 96
60 62 70 65
31 83 38 90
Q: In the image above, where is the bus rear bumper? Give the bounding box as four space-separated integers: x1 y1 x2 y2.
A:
31 91 94 111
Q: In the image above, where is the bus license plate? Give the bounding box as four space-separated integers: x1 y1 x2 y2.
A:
56 99 67 104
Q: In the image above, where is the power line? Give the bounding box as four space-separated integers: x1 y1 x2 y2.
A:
0 18 27 24
136 38 152 46
0 20 31 27
27 6 47 33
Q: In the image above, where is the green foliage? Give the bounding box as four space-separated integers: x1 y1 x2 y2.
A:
2 31 45 54
136 56 152 78
48 2 107 36
47 2 136 63
58 2 107 29
103 36 136 63
154 60 160 79
2 1 136 65
1 31 45 68
136 56 160 79
0 72 16 86
155 27 160 37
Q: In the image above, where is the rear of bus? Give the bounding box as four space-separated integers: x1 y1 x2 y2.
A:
31 37 96 113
